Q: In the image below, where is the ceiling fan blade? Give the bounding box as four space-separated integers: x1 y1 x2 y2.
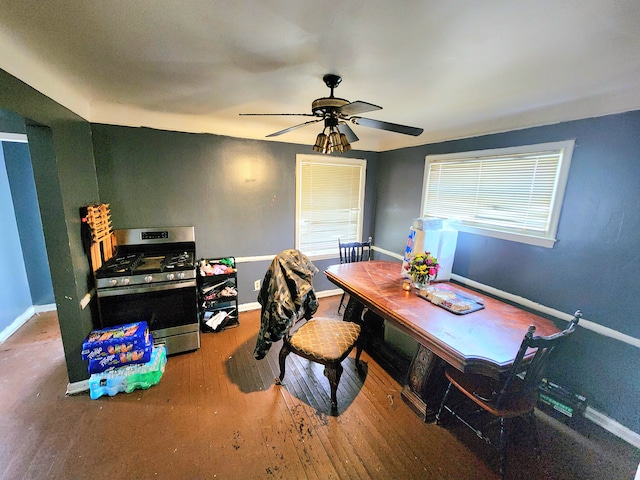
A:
239 113 316 117
265 118 323 137
339 101 382 116
351 117 424 136
337 123 359 143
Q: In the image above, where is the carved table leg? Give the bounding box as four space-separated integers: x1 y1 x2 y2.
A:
343 297 447 422
401 344 447 422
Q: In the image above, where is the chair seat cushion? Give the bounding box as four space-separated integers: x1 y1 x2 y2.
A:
289 318 361 361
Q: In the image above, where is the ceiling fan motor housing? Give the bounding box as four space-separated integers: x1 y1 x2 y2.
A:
312 97 349 116
313 74 348 115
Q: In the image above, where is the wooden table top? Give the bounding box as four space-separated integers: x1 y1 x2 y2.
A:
325 260 561 376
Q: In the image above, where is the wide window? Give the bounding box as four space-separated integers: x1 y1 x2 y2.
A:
296 155 366 258
422 140 574 248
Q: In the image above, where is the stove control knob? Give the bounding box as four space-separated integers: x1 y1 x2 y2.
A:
109 279 118 287
166 273 175 281
144 275 153 283
121 278 131 286
177 272 186 280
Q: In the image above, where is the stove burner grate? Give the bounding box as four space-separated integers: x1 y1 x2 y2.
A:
163 251 195 270
98 253 141 276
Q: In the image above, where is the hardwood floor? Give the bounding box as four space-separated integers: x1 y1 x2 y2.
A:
1 295 638 479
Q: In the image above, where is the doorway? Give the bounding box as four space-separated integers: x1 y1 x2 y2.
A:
0 132 55 341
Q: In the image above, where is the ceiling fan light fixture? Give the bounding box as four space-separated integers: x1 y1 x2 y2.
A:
340 133 351 152
314 125 351 154
313 132 329 153
329 130 342 153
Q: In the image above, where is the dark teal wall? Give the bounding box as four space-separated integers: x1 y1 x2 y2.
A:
375 111 640 434
0 108 26 133
0 69 100 384
91 124 379 301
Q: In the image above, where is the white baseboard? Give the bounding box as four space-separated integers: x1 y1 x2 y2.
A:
238 288 343 314
585 406 640 449
66 380 89 395
0 303 57 344
34 303 56 313
372 245 403 260
317 288 343 298
239 301 260 312
0 306 35 343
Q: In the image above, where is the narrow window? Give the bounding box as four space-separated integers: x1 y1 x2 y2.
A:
296 155 366 258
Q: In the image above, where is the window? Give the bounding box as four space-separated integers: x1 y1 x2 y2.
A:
422 140 574 248
296 155 366 258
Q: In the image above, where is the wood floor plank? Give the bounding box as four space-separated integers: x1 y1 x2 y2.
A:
1 298 638 480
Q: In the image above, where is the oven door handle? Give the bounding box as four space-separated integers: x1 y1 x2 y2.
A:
97 279 197 297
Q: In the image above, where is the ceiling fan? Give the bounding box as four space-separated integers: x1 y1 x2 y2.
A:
239 74 424 153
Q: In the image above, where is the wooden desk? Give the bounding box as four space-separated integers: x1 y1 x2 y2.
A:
325 260 561 419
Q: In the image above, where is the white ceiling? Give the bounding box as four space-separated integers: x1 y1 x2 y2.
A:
1 0 640 152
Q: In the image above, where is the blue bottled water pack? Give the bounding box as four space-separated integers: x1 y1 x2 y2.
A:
89 344 167 400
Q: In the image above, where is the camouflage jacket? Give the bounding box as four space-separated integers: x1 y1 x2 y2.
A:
253 249 319 360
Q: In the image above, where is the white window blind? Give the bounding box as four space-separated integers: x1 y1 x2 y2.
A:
422 141 574 248
296 155 366 257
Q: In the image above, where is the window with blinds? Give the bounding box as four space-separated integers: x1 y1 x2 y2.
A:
422 140 574 248
296 155 366 257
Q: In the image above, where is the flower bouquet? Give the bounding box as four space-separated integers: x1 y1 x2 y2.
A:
405 252 440 289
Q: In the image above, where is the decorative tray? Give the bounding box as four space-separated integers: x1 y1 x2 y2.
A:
417 284 485 315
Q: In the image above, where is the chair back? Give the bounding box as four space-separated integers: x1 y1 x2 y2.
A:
339 237 373 264
285 296 316 340
497 310 582 409
254 249 320 360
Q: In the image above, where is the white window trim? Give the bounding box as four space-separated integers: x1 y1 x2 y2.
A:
421 140 575 248
0 133 28 143
295 154 366 260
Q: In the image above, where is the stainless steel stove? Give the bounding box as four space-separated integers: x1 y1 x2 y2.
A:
95 226 200 355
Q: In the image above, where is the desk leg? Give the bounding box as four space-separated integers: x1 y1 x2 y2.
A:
401 344 447 422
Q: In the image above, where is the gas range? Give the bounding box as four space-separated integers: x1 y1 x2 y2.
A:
95 250 196 289
94 226 200 355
